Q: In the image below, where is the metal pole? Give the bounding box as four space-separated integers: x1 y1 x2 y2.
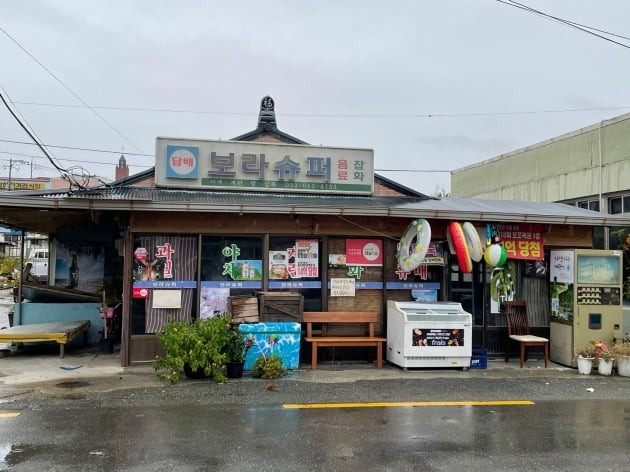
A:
16 229 25 325
7 158 12 191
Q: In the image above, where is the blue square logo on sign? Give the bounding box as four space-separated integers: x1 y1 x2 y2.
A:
166 145 199 179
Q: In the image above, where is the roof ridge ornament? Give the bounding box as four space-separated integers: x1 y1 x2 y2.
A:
258 95 277 131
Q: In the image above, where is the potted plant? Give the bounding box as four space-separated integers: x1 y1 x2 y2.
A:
612 340 630 377
597 349 615 376
575 344 596 375
225 324 253 379
154 316 232 384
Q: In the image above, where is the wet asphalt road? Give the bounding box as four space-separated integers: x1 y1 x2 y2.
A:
1 376 630 471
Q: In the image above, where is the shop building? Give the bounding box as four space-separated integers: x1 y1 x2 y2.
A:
1 97 626 366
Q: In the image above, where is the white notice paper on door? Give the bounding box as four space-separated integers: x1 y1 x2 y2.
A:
152 290 182 309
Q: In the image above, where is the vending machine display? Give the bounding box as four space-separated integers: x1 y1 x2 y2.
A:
550 249 623 367
386 301 472 369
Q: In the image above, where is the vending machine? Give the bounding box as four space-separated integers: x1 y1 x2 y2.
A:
549 249 623 367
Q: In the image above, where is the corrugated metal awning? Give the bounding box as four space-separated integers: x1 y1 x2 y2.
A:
0 186 628 227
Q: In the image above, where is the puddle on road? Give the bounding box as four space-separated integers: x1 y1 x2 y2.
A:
55 381 89 389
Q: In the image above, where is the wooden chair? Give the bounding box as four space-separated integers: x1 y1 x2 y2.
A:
504 301 548 368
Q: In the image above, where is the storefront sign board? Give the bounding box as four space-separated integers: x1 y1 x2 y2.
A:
156 138 374 195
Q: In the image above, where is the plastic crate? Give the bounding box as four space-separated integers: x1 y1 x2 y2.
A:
470 346 488 369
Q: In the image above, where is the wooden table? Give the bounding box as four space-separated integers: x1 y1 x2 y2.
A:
0 320 91 358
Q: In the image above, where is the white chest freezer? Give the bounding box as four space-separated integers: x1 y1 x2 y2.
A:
386 301 472 368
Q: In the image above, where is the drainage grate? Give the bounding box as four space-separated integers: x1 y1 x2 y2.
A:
55 381 89 389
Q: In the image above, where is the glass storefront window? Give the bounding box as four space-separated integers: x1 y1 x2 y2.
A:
199 236 263 318
269 236 322 311
131 234 198 334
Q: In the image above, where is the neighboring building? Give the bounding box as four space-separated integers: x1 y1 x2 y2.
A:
0 228 47 259
451 112 630 214
0 97 627 366
451 112 630 297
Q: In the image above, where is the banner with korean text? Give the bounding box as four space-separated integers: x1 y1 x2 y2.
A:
497 223 544 260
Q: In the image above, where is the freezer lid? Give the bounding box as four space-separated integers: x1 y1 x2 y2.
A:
392 301 469 315
406 314 471 322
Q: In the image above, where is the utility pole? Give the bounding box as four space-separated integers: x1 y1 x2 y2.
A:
4 158 29 190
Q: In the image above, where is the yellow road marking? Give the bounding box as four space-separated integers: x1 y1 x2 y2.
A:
0 412 21 418
283 400 535 409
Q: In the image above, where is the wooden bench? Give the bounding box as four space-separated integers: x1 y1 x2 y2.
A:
303 311 387 368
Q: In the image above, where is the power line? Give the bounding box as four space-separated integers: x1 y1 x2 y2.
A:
0 138 154 157
0 151 150 169
375 169 450 173
8 100 630 119
0 25 146 153
0 153 447 175
497 0 630 49
0 89 73 180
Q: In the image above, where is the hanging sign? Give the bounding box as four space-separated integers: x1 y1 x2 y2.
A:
330 278 355 297
497 223 544 260
346 239 383 266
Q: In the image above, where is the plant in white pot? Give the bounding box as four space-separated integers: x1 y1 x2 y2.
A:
596 349 614 376
575 345 596 375
588 340 614 376
612 341 630 377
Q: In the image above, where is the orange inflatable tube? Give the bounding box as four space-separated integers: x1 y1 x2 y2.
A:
448 222 473 273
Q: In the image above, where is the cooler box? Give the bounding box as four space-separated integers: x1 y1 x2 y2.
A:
239 322 301 370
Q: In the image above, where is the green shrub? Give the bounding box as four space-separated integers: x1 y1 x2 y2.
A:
154 316 232 384
252 354 285 379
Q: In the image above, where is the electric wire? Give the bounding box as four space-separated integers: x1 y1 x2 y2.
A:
0 138 153 157
0 150 150 168
0 25 146 153
8 100 630 118
0 139 451 173
0 88 85 189
497 0 630 49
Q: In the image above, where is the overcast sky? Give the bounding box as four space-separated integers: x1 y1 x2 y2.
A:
1 1 629 195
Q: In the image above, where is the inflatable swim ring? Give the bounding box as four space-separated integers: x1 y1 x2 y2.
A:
397 219 431 272
448 222 473 273
462 222 483 263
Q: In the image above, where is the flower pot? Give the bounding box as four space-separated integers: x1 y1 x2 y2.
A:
576 356 594 375
226 361 244 379
100 337 114 354
616 355 630 377
598 358 614 376
183 363 210 379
